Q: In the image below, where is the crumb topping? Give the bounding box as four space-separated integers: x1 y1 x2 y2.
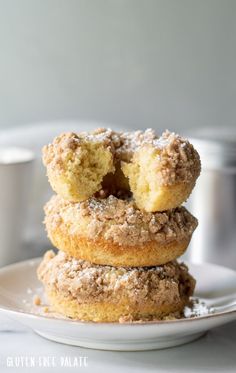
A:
33 295 41 306
42 128 200 185
37 250 195 305
44 195 198 246
148 130 201 185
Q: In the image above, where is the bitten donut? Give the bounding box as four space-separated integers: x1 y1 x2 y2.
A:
44 194 198 267
121 130 201 212
42 128 200 212
42 131 115 202
37 250 196 322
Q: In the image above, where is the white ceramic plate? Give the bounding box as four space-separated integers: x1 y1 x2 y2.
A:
0 258 235 351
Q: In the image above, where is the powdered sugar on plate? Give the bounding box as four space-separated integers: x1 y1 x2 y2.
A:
184 298 212 318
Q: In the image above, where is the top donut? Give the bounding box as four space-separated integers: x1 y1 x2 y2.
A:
42 128 201 212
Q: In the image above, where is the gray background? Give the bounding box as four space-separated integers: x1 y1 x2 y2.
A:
0 0 235 132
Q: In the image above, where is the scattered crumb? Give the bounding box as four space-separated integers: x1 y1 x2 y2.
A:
33 295 41 306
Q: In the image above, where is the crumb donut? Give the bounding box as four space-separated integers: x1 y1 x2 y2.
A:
37 250 196 322
44 195 198 267
42 131 115 202
42 128 200 212
121 130 201 212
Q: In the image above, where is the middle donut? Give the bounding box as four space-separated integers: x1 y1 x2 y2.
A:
44 195 198 267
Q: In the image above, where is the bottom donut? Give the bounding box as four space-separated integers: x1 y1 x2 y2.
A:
37 250 196 322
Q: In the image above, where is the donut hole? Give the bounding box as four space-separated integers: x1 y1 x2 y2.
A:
49 141 115 202
43 129 200 208
98 163 130 199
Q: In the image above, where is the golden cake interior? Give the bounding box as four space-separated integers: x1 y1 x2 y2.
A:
43 132 115 202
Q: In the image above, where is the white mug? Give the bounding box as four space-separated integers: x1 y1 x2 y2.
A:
0 147 35 266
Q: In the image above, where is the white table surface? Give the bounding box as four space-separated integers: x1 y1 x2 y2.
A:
0 315 235 373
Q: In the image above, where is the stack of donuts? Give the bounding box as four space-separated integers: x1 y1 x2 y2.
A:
38 128 201 322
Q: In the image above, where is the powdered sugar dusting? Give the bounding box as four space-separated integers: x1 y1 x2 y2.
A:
45 194 198 247
37 251 195 307
184 299 212 318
